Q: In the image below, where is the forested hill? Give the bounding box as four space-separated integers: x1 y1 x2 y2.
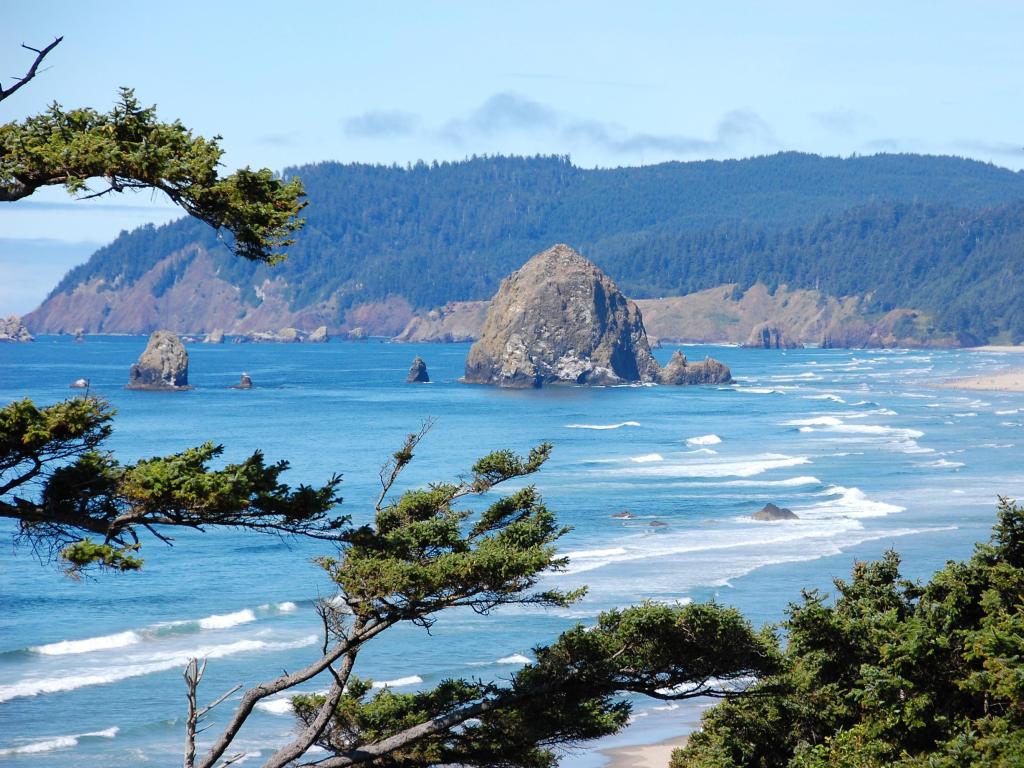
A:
27 153 1024 342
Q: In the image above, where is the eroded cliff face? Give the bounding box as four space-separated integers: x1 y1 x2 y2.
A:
401 282 961 348
463 244 662 387
24 247 413 338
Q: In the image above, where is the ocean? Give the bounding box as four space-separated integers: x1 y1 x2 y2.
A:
1 337 1022 765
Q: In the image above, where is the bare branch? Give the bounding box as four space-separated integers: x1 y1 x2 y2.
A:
0 37 62 103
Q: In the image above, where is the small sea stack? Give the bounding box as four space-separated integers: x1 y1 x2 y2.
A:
203 329 225 344
70 378 90 389
309 326 329 343
406 356 430 383
232 372 253 390
753 503 799 521
74 328 85 343
127 331 190 390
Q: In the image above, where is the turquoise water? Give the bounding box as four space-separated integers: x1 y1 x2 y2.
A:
1 337 1023 765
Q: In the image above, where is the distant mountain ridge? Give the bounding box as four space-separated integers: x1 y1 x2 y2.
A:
25 153 1024 344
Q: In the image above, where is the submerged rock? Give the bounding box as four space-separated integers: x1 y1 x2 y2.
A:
658 351 732 385
610 510 634 519
204 329 225 344
0 316 33 343
406 356 430 383
70 378 90 389
753 503 799 521
127 331 190 390
464 244 661 387
233 372 253 389
744 322 802 349
309 326 329 343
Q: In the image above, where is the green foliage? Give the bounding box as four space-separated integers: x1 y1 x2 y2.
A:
51 153 1024 340
673 498 1024 768
289 603 775 768
0 89 305 262
0 397 344 572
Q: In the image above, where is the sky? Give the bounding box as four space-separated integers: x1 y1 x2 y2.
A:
3 1 1024 313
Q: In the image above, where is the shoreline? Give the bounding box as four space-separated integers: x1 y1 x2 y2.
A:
937 368 1024 392
600 735 688 768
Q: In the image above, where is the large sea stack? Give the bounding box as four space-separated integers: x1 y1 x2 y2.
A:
465 244 714 387
127 331 190 390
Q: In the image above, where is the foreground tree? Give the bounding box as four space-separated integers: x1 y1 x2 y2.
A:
0 397 344 572
1 38 305 262
184 428 778 768
673 498 1024 768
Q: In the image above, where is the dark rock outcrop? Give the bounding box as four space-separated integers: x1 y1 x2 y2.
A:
406 356 430 383
232 372 253 389
74 328 85 343
309 326 329 343
204 329 225 344
753 503 799 521
127 331 190 390
464 244 662 388
0 316 33 343
658 351 732 385
743 322 802 349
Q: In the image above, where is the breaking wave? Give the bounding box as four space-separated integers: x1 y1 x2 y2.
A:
565 421 641 430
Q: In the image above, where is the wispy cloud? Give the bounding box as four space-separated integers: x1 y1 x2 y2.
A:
258 132 299 147
344 110 420 138
343 92 778 159
811 109 873 136
440 92 558 143
439 92 777 156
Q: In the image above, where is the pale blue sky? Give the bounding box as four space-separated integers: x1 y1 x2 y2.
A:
2 1 1024 311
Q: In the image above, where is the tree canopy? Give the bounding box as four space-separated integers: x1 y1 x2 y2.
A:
673 497 1024 768
0 38 305 262
0 396 345 573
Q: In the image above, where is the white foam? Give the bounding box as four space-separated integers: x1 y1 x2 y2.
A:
918 459 966 469
996 409 1020 415
0 728 118 756
797 486 905 519
686 434 722 446
0 636 317 703
565 547 628 560
803 394 845 403
32 630 141 656
275 601 298 612
599 453 810 479
684 447 718 455
720 476 821 488
372 675 423 689
785 416 844 427
199 609 256 629
565 421 640 430
256 697 295 715
740 387 782 394
496 654 532 665
630 453 664 463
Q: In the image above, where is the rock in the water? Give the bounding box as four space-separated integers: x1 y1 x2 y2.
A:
0 316 33 343
233 372 253 389
70 378 90 389
610 510 634 519
127 331 190 390
464 244 661 387
347 327 367 341
753 503 798 521
204 329 225 344
74 328 85 343
743 322 802 349
406 356 430 383
658 350 732 385
309 326 329 343
277 327 304 343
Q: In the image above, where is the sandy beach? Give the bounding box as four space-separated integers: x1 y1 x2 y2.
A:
601 736 688 768
938 369 1024 392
